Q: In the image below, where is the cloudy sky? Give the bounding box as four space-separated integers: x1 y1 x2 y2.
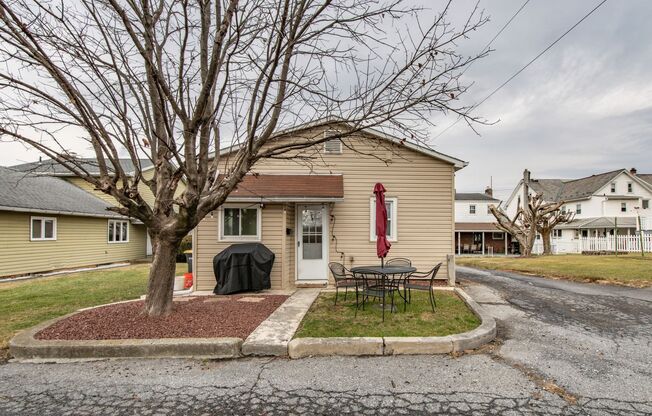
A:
1 1 651 202
430 0 652 200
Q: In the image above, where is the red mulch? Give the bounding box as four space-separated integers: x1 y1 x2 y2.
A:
35 295 288 341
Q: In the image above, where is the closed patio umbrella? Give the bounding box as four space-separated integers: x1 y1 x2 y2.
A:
374 183 391 266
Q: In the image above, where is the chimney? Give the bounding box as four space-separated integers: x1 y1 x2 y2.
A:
484 186 493 198
630 167 637 175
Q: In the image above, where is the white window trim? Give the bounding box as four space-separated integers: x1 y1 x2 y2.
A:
621 203 627 212
108 219 130 243
610 183 616 193
553 229 563 239
627 182 633 193
469 204 476 215
30 216 57 241
369 197 398 242
218 204 262 242
576 203 582 214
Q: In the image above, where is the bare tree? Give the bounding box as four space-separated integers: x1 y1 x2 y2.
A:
537 208 575 255
0 0 487 316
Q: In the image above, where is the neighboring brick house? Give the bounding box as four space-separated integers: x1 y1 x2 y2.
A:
455 189 509 255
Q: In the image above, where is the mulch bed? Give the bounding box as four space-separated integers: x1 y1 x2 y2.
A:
35 295 288 341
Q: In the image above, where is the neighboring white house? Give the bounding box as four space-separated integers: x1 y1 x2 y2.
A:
502 168 652 253
455 188 510 255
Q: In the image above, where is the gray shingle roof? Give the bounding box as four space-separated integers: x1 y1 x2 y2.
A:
0 167 124 218
639 174 652 187
455 192 500 202
557 216 637 229
529 169 625 202
11 158 153 176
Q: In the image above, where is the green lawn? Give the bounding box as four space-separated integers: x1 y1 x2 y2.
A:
0 263 188 353
294 291 480 338
457 254 652 287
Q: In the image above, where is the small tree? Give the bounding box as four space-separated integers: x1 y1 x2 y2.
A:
0 0 487 315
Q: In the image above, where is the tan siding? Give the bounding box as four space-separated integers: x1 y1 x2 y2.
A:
194 204 285 291
0 211 147 277
66 171 186 210
65 177 119 206
194 129 456 289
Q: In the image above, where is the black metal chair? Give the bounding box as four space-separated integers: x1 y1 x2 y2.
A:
385 257 412 267
404 262 443 312
353 268 402 322
328 262 357 305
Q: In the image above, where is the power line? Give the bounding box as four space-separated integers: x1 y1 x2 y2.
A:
434 0 609 140
461 0 532 76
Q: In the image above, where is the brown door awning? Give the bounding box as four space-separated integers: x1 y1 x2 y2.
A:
225 174 344 201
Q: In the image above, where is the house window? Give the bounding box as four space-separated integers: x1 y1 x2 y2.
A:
469 205 476 214
30 217 57 241
644 199 650 209
621 202 627 213
610 183 616 193
553 229 562 238
108 220 129 243
576 204 582 214
370 197 398 242
627 182 633 193
323 130 342 154
492 232 504 240
581 230 588 238
220 206 261 241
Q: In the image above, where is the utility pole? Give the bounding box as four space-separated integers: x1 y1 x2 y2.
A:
635 207 645 257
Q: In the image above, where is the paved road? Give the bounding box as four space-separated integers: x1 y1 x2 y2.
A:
0 268 650 415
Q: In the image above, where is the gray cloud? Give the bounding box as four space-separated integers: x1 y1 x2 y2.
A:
2 0 651 203
433 0 652 200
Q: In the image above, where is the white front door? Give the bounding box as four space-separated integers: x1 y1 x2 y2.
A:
297 204 329 281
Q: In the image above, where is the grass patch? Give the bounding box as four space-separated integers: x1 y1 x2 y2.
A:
294 291 480 338
457 254 652 287
0 263 188 352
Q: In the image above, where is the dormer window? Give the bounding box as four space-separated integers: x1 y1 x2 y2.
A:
627 182 633 193
610 183 616 193
323 130 342 154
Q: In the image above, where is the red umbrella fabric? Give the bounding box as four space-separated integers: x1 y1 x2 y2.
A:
373 182 391 261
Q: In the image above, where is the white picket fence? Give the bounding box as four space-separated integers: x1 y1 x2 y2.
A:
533 235 652 254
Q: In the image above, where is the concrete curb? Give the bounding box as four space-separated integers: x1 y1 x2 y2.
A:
9 314 242 360
288 287 496 358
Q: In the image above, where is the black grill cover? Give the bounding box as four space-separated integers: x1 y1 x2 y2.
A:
213 243 274 295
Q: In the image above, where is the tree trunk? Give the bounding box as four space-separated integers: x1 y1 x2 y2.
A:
145 237 181 316
541 229 552 255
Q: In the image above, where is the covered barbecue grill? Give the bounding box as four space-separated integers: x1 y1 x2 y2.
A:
213 243 275 295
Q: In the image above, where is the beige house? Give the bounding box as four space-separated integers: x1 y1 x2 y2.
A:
193 123 466 291
0 166 148 277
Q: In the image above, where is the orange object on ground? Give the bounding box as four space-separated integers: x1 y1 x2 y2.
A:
183 272 193 289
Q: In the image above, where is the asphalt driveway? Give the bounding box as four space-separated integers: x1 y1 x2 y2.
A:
0 267 650 415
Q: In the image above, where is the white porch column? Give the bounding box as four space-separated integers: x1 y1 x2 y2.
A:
457 232 461 255
504 232 508 255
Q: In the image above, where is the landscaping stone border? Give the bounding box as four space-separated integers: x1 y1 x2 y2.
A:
287 287 496 358
10 313 242 360
10 287 493 360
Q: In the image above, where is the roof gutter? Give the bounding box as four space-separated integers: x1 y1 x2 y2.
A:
225 197 345 203
0 205 140 223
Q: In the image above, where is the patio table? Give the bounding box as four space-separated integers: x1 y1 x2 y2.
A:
351 265 416 320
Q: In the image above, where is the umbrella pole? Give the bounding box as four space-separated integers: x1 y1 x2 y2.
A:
381 257 384 268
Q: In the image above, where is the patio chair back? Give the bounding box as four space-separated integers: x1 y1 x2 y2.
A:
385 257 412 267
328 262 350 282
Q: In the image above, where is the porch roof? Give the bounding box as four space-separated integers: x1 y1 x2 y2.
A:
557 216 638 229
225 174 344 202
455 222 501 232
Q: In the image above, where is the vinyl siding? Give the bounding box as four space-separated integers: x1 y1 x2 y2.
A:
195 204 286 291
194 129 456 290
65 170 185 209
0 211 147 277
